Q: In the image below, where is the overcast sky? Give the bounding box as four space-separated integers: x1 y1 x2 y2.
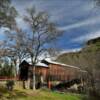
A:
1 0 100 53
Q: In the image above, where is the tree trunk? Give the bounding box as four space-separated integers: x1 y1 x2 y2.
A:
22 80 26 89
33 66 36 90
30 56 36 90
13 59 17 77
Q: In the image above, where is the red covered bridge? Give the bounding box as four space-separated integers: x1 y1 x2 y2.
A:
19 59 87 87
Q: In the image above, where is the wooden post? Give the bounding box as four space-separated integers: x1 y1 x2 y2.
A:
48 80 51 89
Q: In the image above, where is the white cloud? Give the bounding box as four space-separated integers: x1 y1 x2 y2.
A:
12 0 99 33
60 48 82 54
59 15 100 31
0 27 9 34
11 0 100 52
15 17 26 29
12 0 95 23
0 27 10 40
72 30 100 43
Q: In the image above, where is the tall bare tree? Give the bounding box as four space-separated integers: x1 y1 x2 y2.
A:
5 27 30 76
23 7 62 90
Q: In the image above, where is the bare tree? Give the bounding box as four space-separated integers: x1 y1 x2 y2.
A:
5 27 30 75
23 7 62 90
0 0 18 78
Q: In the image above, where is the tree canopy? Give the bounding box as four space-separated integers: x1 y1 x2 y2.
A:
0 0 17 28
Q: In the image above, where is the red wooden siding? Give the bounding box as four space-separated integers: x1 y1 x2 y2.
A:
48 63 80 81
35 67 49 81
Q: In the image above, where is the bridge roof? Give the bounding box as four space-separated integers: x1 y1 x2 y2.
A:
42 58 81 70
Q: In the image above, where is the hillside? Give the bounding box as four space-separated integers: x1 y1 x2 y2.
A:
56 37 100 69
56 37 100 95
83 37 100 52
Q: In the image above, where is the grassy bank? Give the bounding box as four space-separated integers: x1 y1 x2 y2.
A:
0 86 86 100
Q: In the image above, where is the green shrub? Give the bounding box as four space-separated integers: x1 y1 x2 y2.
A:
6 80 15 91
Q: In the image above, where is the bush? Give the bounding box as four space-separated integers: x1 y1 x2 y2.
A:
6 80 15 91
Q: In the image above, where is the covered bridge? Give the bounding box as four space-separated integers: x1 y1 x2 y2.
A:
19 59 86 85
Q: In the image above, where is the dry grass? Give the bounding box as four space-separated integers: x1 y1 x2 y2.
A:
0 81 86 100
